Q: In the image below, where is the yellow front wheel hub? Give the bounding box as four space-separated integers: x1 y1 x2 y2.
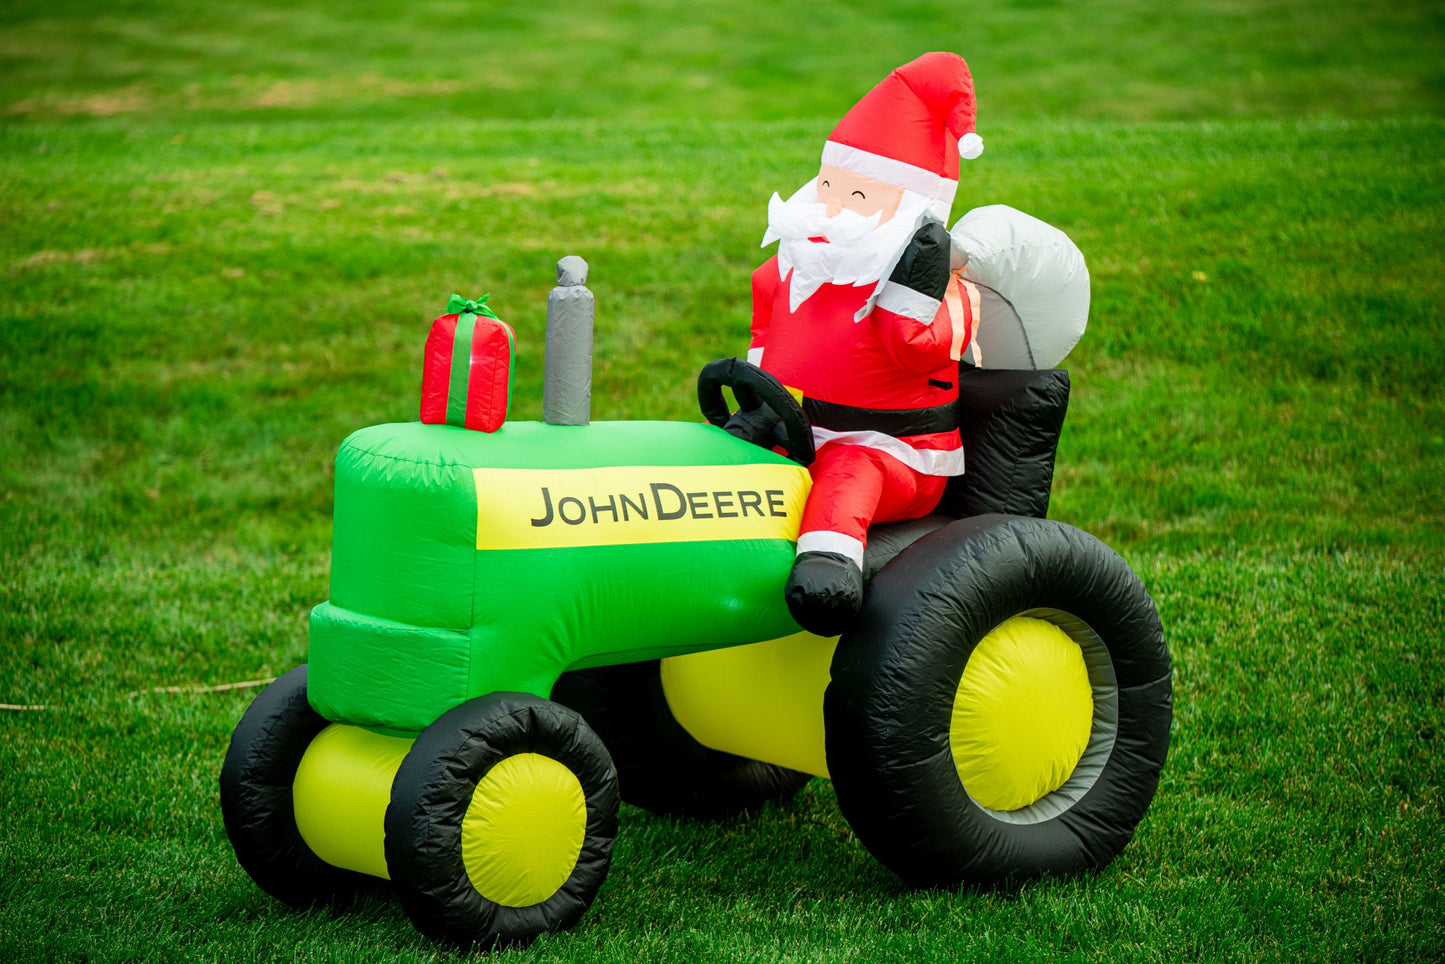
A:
460 752 588 908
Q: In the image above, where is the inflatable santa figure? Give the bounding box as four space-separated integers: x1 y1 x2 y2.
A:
730 52 985 636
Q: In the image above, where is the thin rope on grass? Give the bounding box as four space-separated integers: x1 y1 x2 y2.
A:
1 678 279 711
127 678 277 697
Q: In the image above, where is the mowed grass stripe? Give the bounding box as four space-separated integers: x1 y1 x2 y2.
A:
3 118 1441 558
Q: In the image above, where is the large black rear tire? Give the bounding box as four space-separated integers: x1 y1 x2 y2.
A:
826 514 1172 886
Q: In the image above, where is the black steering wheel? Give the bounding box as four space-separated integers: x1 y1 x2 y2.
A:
697 358 815 466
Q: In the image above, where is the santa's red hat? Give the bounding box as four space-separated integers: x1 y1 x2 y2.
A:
823 52 982 213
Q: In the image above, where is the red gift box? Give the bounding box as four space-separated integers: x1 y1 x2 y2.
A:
419 294 515 433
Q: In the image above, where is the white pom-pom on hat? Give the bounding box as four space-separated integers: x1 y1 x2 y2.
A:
959 132 984 160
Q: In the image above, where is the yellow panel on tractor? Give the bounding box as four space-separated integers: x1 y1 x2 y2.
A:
661 631 837 779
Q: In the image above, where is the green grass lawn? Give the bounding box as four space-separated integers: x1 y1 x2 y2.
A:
2 1 1443 961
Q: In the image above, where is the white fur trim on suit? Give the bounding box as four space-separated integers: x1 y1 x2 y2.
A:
796 530 866 569
747 346 764 365
812 427 966 477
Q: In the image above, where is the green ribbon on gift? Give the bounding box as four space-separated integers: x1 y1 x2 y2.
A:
446 293 499 324
442 294 500 428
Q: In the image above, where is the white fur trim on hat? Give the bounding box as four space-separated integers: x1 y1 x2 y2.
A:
822 141 956 205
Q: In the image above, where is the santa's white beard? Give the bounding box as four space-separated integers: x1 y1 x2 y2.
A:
762 178 936 314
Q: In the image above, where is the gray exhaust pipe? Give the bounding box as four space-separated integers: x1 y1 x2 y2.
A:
543 255 594 426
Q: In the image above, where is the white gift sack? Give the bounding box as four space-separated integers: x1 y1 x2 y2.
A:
949 205 1090 370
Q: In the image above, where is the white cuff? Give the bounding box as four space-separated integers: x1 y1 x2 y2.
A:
796 530 866 569
876 281 942 324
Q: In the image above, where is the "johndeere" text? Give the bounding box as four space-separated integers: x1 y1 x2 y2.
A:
529 483 789 528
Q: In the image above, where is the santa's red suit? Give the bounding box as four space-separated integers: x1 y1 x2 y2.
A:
734 50 984 634
751 252 974 571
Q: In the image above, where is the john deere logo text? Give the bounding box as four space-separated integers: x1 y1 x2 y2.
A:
530 483 790 528
473 464 810 550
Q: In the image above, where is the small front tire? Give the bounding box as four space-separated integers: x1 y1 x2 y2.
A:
384 692 619 950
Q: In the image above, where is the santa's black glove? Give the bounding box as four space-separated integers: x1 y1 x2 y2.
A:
722 402 784 448
889 220 952 301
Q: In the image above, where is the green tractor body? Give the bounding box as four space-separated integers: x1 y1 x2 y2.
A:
309 419 811 732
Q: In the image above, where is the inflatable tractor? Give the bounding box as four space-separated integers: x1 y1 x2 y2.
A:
220 235 1171 950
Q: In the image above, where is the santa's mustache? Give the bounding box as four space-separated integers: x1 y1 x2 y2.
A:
762 192 881 247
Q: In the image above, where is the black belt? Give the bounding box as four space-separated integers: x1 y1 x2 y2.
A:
802 396 958 437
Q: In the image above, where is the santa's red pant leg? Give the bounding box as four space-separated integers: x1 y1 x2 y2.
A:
786 442 948 635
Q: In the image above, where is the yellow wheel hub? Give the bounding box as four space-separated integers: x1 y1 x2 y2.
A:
460 752 587 907
950 616 1094 812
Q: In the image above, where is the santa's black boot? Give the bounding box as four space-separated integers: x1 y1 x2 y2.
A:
785 551 864 637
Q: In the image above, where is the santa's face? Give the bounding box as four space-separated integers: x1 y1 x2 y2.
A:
816 164 904 223
763 171 932 313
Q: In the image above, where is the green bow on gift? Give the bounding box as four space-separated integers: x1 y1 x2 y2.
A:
446 293 499 323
